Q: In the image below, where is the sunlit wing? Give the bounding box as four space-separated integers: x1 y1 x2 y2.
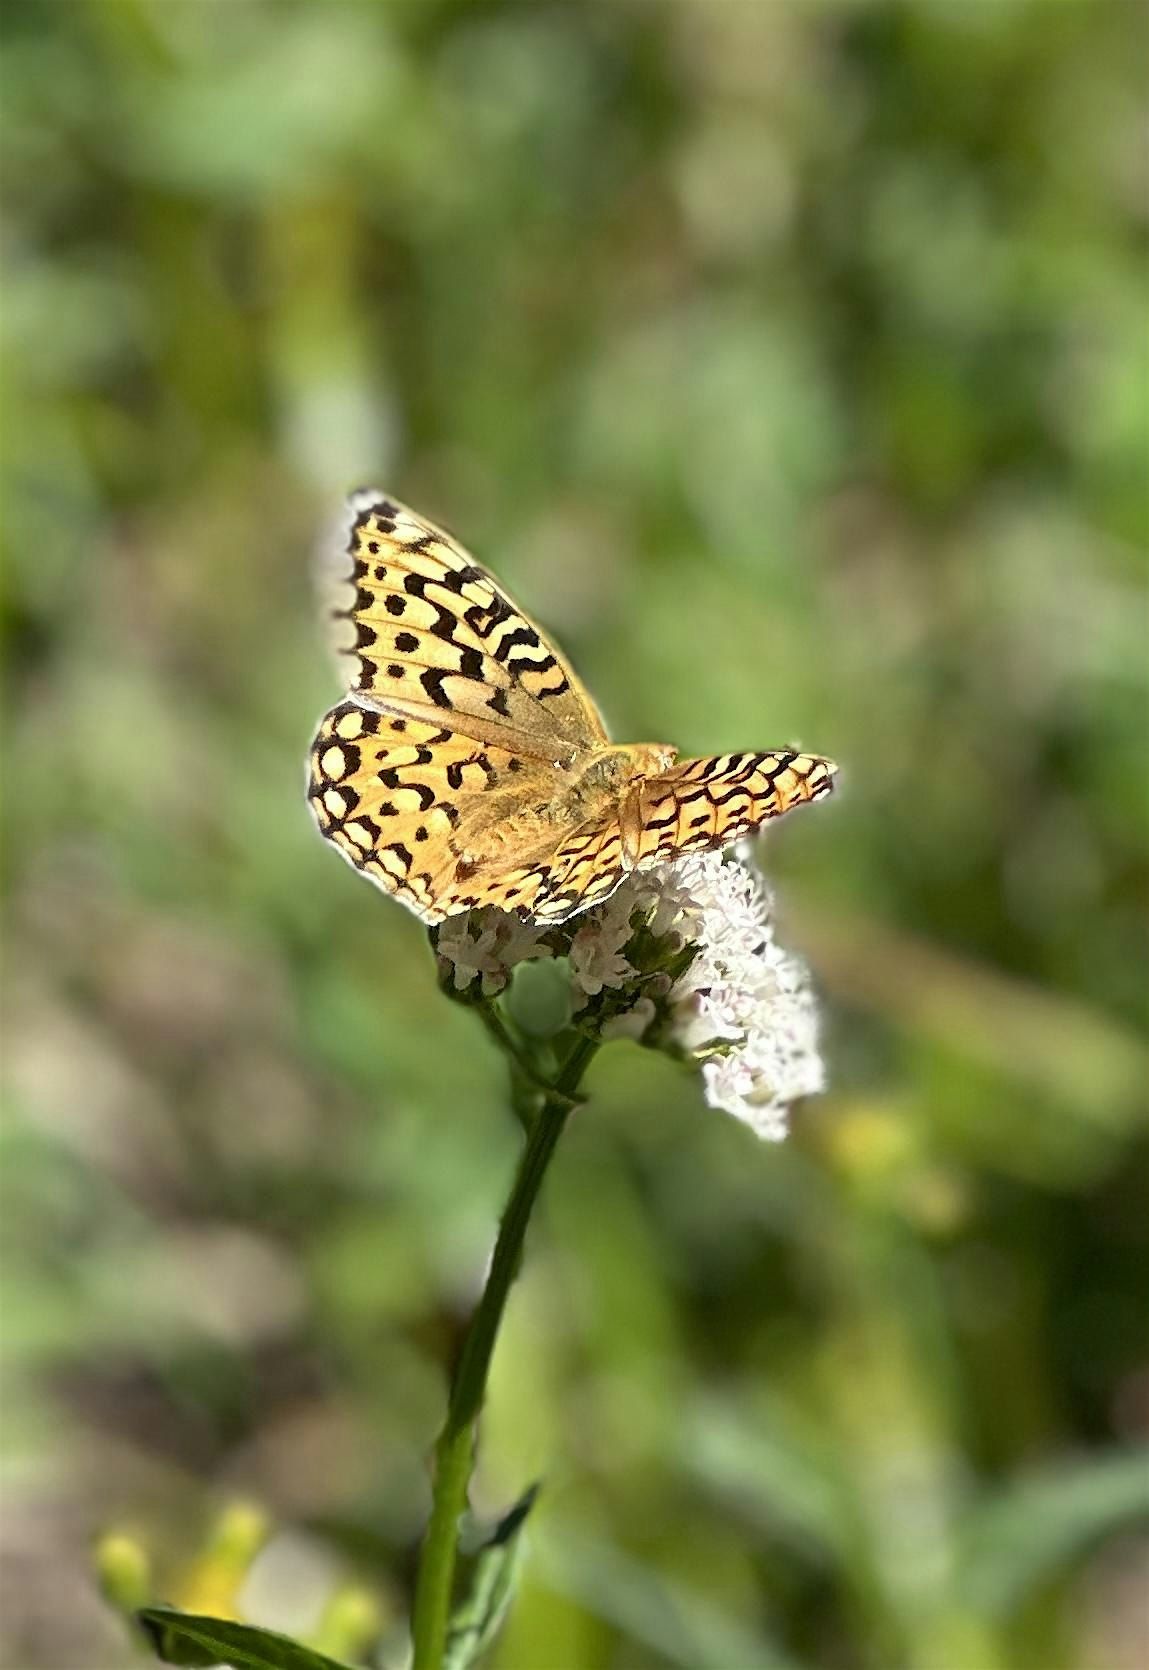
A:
519 816 630 924
309 697 619 924
320 490 607 761
629 749 837 866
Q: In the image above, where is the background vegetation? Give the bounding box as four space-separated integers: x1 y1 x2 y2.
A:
3 2 1147 1666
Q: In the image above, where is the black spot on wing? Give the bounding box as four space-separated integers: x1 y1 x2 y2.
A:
420 667 453 708
531 674 571 700
352 499 397 536
428 602 460 643
441 564 483 593
492 625 543 665
465 595 511 636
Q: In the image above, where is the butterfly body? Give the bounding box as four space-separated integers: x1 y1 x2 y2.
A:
446 740 676 876
309 493 837 925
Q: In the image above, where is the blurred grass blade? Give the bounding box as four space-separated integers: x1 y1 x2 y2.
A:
137 1607 356 1670
444 1483 540 1670
682 1397 851 1565
957 1448 1149 1615
537 1527 806 1670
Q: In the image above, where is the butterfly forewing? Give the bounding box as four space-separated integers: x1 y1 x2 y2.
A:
631 750 837 867
323 492 606 758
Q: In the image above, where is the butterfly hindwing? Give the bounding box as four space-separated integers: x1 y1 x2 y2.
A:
525 817 628 924
310 698 541 923
309 696 625 925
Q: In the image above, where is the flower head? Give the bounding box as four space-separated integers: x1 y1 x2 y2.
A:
433 912 552 999
568 896 639 1000
432 849 825 1138
660 851 825 1140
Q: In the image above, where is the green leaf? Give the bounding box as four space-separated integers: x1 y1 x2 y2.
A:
682 1396 852 1566
444 1483 540 1670
535 1524 804 1670
956 1446 1149 1615
136 1608 357 1670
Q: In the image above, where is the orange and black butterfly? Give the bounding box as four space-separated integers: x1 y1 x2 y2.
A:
308 492 836 924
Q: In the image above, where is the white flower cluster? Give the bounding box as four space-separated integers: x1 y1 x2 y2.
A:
433 911 553 997
433 851 825 1140
662 851 825 1141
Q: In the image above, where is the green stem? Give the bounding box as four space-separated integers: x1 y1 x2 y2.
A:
476 1001 583 1112
409 1032 599 1670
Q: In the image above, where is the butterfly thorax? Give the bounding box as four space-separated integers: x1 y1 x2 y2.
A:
569 743 678 810
454 742 676 875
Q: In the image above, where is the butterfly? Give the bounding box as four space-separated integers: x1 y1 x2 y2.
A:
308 491 837 926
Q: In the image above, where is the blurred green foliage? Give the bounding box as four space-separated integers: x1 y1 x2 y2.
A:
2 1 1147 1666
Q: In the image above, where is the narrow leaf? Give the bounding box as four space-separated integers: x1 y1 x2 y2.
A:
444 1483 540 1670
957 1447 1149 1615
535 1524 804 1670
137 1607 357 1670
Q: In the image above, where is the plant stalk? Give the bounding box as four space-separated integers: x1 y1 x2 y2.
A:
409 1032 599 1669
